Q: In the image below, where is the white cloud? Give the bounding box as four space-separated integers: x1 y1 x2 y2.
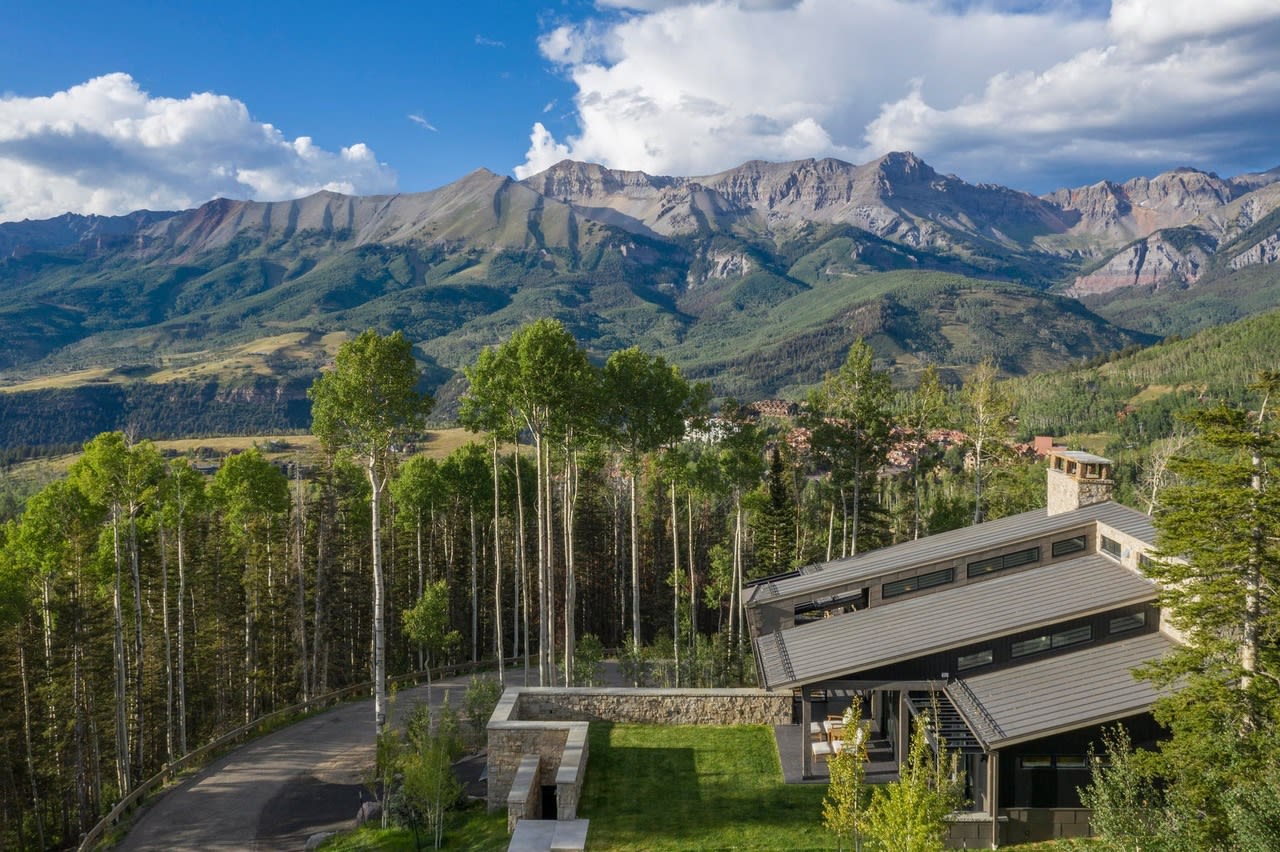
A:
0 73 398 223
518 0 1280 190
475 34 506 47
409 113 439 132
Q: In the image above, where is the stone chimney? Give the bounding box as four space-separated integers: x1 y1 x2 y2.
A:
1046 450 1114 515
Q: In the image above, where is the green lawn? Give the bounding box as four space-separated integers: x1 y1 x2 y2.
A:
318 800 507 851
580 723 832 851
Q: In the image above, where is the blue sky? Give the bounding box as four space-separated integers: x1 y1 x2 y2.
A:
2 0 1278 222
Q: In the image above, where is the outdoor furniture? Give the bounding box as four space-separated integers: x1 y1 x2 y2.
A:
811 736 845 761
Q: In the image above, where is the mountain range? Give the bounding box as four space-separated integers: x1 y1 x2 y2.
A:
2 151 1278 449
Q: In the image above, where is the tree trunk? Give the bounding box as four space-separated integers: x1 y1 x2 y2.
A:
687 490 697 652
671 479 680 687
630 473 641 653
514 448 530 685
543 438 557 684
973 437 985 525
110 510 131 795
18 626 47 850
176 492 189 756
294 462 310 702
128 509 144 784
826 501 835 562
492 438 505 681
312 477 329 697
469 506 478 663
160 522 174 769
563 445 579 687
368 459 388 731
534 433 549 685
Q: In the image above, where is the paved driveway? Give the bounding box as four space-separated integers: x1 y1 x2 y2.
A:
115 664 582 851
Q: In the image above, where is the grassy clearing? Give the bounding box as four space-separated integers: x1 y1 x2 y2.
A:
581 723 830 851
0 366 119 393
317 800 506 851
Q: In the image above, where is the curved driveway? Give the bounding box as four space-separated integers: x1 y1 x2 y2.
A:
116 666 571 851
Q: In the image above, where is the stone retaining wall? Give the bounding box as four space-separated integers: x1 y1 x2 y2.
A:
507 754 543 833
487 687 791 814
516 687 792 726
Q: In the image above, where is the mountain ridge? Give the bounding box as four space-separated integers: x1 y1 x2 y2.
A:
1 151 1276 450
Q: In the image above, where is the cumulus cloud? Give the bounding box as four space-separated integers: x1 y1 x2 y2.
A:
0 73 398 223
517 0 1280 191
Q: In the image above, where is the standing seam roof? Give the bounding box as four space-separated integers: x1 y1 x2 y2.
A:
749 501 1153 605
948 631 1174 748
754 554 1157 690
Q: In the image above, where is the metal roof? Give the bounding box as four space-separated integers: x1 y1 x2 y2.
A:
754 553 1157 690
1052 450 1113 465
947 631 1174 749
749 501 1154 606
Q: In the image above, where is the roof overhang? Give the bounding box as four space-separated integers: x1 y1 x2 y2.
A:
945 631 1175 750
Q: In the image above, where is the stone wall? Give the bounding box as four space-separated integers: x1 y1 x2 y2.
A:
507 754 543 832
516 687 792 726
487 687 791 814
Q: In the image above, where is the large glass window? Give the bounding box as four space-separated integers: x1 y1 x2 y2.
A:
957 649 993 671
1012 635 1052 657
1109 611 1146 634
1012 624 1093 657
1052 535 1087 557
882 567 954 599
1101 535 1122 559
967 546 1040 578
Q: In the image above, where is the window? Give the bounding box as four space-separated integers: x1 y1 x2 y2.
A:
1019 756 1052 769
1012 624 1093 657
957 649 993 671
1057 756 1088 769
1109 611 1146 634
1101 535 1122 559
882 567 954 599
1052 535 1087 557
1012 635 1052 657
1052 625 1092 648
1138 552 1154 570
967 546 1040 578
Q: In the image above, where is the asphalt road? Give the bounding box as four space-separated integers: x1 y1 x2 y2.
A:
114 663 577 851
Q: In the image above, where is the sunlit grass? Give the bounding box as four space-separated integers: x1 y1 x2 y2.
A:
581 723 831 851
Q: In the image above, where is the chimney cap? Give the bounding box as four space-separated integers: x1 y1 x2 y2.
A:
1050 449 1112 466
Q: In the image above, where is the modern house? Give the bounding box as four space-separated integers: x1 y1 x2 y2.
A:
747 450 1177 846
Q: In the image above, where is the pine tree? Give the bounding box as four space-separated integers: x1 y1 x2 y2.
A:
1136 372 1280 846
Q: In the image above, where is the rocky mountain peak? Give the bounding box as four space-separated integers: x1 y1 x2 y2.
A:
521 160 673 204
871 150 934 184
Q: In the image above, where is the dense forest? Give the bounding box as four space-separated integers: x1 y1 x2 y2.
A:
3 312 1274 849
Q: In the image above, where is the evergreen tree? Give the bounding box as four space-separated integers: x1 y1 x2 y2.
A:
750 446 796 576
808 339 893 556
1136 372 1280 846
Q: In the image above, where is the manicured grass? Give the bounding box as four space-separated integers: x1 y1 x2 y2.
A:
580 723 832 851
